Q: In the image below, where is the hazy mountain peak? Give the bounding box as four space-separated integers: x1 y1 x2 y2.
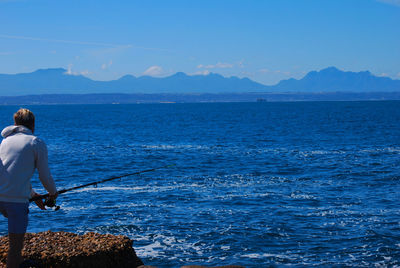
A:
207 72 224 78
275 66 400 92
320 66 341 73
359 70 372 76
172 72 188 77
118 74 136 80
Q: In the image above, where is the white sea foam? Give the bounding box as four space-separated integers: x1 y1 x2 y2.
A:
37 203 97 212
359 147 400 154
73 185 180 193
135 241 163 258
134 233 206 259
242 253 295 260
74 186 147 192
290 193 316 200
140 144 209 150
298 150 346 157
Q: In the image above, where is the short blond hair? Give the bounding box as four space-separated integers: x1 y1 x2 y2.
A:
14 108 35 131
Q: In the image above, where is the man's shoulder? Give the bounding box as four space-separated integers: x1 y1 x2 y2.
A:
30 137 49 157
31 136 46 146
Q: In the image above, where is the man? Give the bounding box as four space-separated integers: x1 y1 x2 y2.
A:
0 108 57 268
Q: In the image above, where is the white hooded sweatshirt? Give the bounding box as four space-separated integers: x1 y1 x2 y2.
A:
0 125 57 203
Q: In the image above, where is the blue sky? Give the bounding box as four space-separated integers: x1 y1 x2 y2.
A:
0 0 399 85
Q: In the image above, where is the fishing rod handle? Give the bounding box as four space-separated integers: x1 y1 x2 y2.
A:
29 194 49 202
29 191 62 202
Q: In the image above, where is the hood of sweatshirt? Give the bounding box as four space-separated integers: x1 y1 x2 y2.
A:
1 125 32 138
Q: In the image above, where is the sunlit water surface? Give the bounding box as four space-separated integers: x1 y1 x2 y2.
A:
0 102 399 267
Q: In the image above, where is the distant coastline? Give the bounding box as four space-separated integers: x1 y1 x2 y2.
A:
1 66 399 104
1 67 400 97
1 92 400 105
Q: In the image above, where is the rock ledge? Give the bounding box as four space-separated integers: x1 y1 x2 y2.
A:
0 231 143 267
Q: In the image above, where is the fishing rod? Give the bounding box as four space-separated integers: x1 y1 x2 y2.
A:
29 164 174 210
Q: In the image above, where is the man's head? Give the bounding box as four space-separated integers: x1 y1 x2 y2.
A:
13 108 35 133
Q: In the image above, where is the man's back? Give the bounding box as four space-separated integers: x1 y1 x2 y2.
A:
0 125 55 203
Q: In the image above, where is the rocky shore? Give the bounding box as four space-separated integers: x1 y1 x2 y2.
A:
0 231 244 268
0 231 143 267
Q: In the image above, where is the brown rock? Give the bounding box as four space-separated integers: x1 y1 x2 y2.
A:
0 231 144 268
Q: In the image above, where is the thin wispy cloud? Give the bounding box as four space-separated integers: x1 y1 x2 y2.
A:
0 34 126 47
0 34 169 51
377 0 400 6
258 68 291 76
197 62 234 69
143 65 164 76
65 64 90 76
258 69 270 74
191 70 210 75
101 60 113 70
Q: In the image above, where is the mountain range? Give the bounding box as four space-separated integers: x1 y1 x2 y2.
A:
0 67 399 96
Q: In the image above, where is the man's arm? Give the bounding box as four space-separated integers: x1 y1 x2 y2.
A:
33 138 57 196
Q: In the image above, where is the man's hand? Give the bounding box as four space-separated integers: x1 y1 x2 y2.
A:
32 192 46 210
48 192 58 201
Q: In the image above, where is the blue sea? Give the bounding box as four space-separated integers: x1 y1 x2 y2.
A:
0 101 400 267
